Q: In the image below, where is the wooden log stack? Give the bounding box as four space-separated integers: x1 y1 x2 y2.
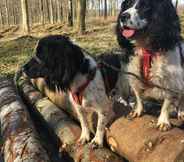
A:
16 72 125 162
15 71 184 162
0 77 51 162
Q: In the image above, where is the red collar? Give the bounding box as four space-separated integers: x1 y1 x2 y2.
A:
140 48 160 82
70 68 96 105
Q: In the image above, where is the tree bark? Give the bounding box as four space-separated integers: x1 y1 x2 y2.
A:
104 0 107 19
48 0 54 24
175 0 179 9
0 77 50 162
77 0 86 34
16 72 125 162
106 115 184 162
21 0 30 34
56 0 62 23
68 0 73 26
4 0 10 26
40 0 44 25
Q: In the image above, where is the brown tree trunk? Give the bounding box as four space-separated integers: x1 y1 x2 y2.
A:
40 0 44 25
68 0 73 26
175 0 179 9
56 0 62 23
16 72 125 162
21 0 30 34
77 0 86 34
4 0 10 26
48 0 54 24
0 77 50 162
104 0 107 19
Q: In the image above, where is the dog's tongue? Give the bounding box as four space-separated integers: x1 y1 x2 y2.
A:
122 29 135 38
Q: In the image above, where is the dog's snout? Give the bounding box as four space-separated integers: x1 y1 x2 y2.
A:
121 12 131 22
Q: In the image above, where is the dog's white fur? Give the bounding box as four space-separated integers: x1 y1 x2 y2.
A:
68 54 114 147
128 43 184 130
120 0 148 30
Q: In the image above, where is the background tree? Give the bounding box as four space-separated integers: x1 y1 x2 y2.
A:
21 0 30 33
77 0 86 34
0 0 123 34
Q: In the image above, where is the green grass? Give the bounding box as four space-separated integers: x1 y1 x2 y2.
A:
0 36 38 77
0 20 118 77
0 16 184 77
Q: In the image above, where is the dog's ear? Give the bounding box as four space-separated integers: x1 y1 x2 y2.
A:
148 0 181 51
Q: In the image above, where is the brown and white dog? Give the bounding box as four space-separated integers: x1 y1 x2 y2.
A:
117 0 184 131
22 35 130 148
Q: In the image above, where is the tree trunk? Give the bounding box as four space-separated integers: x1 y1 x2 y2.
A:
48 0 54 24
104 0 107 19
40 0 44 25
175 0 179 9
4 0 10 26
68 0 73 26
16 72 125 162
56 0 62 23
0 77 50 162
77 0 86 34
21 0 30 34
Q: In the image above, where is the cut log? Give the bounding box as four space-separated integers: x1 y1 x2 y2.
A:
16 73 125 162
16 71 184 162
0 77 51 162
106 115 184 162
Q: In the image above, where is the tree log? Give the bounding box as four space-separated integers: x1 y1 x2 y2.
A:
106 115 184 162
16 71 184 162
16 73 125 162
0 77 51 162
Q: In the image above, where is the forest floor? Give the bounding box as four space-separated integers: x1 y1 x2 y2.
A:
0 15 184 77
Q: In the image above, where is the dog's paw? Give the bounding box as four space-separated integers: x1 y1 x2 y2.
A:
90 136 103 149
178 111 184 121
77 130 90 145
156 122 171 131
128 109 143 119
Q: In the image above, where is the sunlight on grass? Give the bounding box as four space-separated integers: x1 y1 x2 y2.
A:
0 16 183 77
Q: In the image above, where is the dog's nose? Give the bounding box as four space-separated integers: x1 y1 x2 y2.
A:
121 12 131 22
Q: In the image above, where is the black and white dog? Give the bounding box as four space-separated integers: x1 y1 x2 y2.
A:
23 35 130 148
117 0 184 131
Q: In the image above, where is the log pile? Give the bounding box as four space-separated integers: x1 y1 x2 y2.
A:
16 73 125 162
15 71 184 162
0 77 50 162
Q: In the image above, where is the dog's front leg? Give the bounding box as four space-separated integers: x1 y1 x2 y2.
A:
129 87 144 118
177 95 184 121
75 105 90 145
157 98 171 131
90 110 108 148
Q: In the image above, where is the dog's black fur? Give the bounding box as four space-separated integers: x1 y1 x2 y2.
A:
23 35 91 92
97 54 121 95
117 0 182 52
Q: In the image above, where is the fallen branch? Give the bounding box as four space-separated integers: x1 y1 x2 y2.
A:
0 77 50 162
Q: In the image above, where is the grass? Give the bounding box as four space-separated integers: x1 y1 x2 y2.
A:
0 16 184 77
